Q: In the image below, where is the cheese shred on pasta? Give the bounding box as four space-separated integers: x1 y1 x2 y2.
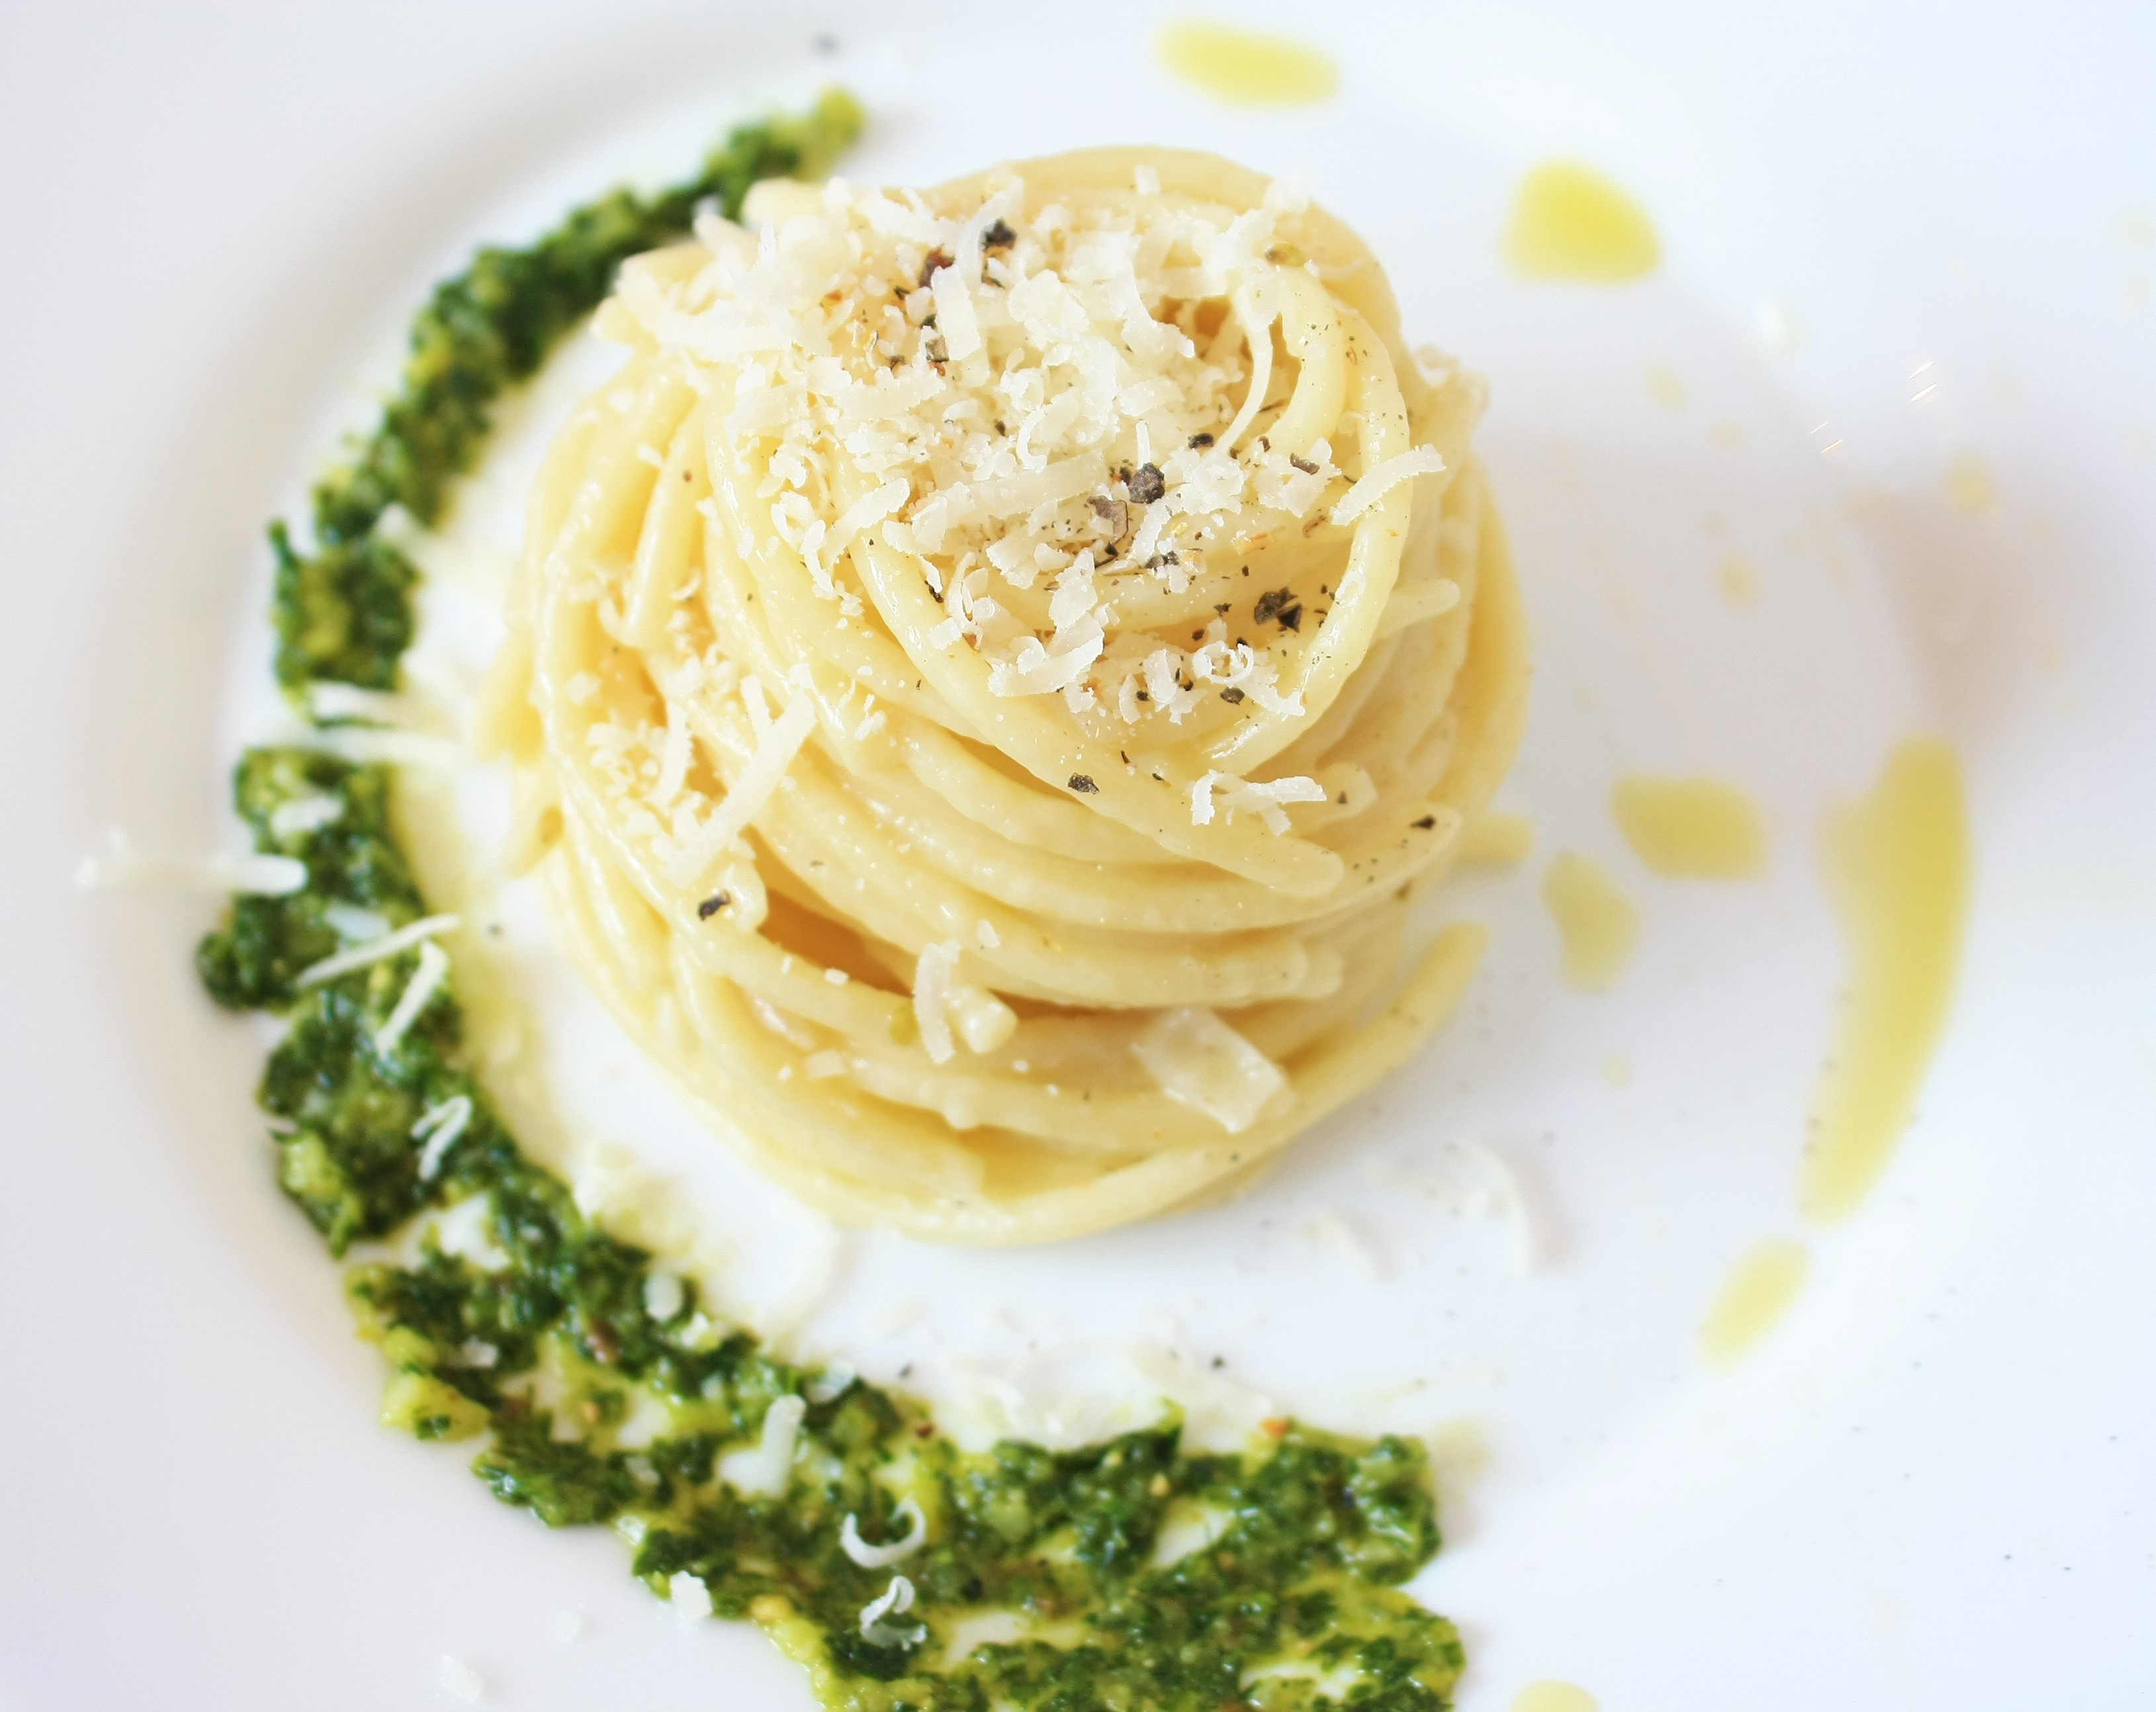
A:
485 147 1529 1243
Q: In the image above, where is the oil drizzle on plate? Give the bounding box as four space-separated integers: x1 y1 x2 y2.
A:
1611 776 1768 878
1946 451 2000 516
1156 21 1338 106
1513 1684 1599 1712
1503 161 1660 282
1716 553 1760 606
1644 363 1685 410
1543 853 1639 991
1802 738 1971 1222
1699 1238 1810 1368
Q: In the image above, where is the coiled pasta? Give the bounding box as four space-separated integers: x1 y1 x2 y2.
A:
480 146 1528 1243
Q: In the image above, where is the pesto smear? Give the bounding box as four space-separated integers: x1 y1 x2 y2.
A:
199 93 1464 1710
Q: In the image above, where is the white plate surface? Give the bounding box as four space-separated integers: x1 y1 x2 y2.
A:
3 3 2153 1709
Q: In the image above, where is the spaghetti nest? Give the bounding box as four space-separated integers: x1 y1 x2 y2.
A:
483 147 1528 1243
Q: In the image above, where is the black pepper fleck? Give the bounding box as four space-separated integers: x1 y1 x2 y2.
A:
697 893 730 919
1128 463 1166 504
1253 587 1298 625
1067 774 1099 794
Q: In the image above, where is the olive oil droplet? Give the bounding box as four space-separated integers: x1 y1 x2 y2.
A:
1503 162 1660 282
1513 1684 1599 1712
1543 853 1639 992
1157 21 1338 106
1699 1238 1810 1368
1611 776 1768 879
1716 554 1760 606
1801 739 1970 1222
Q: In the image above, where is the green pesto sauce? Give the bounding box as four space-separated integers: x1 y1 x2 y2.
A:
199 95 1463 1711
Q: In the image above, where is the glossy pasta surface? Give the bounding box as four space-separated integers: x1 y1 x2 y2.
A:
488 147 1529 1242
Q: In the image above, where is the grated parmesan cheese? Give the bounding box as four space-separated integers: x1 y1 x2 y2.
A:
302 725 463 769
668 1570 713 1623
431 1195 511 1271
858 1573 927 1648
265 793 345 840
412 1093 474 1181
928 257 982 361
1453 1138 1543 1274
633 167 1404 733
664 691 817 885
948 983 1018 1054
307 681 419 725
1132 1008 1289 1134
294 913 459 988
840 1497 928 1568
720 1394 805 1497
911 940 962 1064
373 939 449 1054
437 1656 484 1702
73 833 306 897
643 1270 686 1322
322 901 390 942
651 703 692 807
1331 447 1447 525
1189 772 1327 834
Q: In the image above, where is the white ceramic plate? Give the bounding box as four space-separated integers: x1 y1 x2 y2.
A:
5 3 2153 1707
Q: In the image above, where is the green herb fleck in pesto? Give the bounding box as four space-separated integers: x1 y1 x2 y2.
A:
202 94 1464 1711
197 748 425 1011
269 523 419 692
259 962 471 1253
